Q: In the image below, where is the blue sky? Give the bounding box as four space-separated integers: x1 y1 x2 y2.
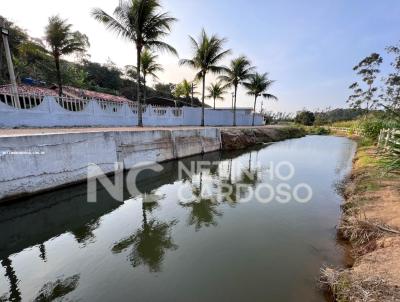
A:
3 0 400 112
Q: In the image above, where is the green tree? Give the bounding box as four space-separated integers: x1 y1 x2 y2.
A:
14 40 49 81
219 56 254 126
384 42 400 117
0 15 28 84
295 111 315 126
347 53 383 111
129 49 163 105
180 29 231 126
84 60 122 91
173 79 195 106
45 15 89 96
207 81 228 109
154 82 175 98
244 72 277 126
92 0 177 127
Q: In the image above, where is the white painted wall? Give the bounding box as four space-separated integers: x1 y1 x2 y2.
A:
0 96 264 128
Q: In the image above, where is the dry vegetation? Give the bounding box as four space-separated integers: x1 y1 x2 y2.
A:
321 142 400 301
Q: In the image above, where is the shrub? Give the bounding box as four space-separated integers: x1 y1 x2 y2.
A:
359 118 384 140
308 126 330 135
295 111 315 126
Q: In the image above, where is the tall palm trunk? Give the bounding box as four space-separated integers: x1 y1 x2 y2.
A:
143 75 147 106
233 85 238 126
137 46 143 127
54 54 63 97
252 95 258 126
213 96 216 110
201 73 206 126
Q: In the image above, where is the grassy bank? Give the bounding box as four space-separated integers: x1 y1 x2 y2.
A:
321 136 400 301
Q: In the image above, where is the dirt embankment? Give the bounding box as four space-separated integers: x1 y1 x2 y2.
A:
220 126 305 150
321 144 400 301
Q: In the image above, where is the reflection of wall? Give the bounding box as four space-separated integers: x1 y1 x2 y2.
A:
0 128 221 201
0 150 227 260
0 97 263 127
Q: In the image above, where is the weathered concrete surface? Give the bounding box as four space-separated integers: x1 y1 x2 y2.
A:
0 126 304 202
0 128 221 202
220 127 306 150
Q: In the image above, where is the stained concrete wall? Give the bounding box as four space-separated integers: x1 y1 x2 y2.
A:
0 128 221 202
0 97 263 127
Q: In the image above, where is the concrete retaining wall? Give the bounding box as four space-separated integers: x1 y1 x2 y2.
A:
0 128 221 202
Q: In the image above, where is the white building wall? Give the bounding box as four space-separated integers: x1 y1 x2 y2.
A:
0 96 263 128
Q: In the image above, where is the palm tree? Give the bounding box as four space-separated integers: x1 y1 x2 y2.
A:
180 79 192 106
173 79 194 106
45 15 89 96
138 49 163 105
244 72 277 126
180 29 231 126
219 56 254 126
207 81 228 109
92 0 177 127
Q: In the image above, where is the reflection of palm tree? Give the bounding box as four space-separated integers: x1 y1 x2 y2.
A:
141 192 164 224
112 192 177 272
220 153 261 205
34 274 80 301
239 152 259 186
180 198 222 231
1 258 21 302
71 219 100 245
180 172 222 231
220 158 239 205
38 244 47 262
112 219 177 272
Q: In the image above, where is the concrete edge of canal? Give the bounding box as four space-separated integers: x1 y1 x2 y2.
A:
0 126 305 202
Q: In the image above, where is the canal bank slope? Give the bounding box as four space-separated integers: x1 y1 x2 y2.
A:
322 142 400 301
0 126 305 202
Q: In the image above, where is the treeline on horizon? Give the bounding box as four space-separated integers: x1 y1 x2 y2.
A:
0 14 201 105
291 40 400 128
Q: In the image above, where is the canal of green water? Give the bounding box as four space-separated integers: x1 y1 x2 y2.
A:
0 135 356 301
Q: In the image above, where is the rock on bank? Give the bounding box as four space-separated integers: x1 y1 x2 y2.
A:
220 126 305 150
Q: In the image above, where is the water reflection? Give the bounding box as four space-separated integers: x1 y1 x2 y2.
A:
33 274 80 302
112 191 177 272
1 258 21 302
180 197 222 231
0 137 357 302
71 219 100 246
38 244 47 262
179 151 262 230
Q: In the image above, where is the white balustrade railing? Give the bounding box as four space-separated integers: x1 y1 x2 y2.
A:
0 91 264 127
55 96 90 112
377 128 400 154
0 92 45 109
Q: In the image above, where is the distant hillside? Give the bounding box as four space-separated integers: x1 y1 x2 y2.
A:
0 15 202 106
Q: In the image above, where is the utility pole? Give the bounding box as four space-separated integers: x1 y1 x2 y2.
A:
1 25 19 108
